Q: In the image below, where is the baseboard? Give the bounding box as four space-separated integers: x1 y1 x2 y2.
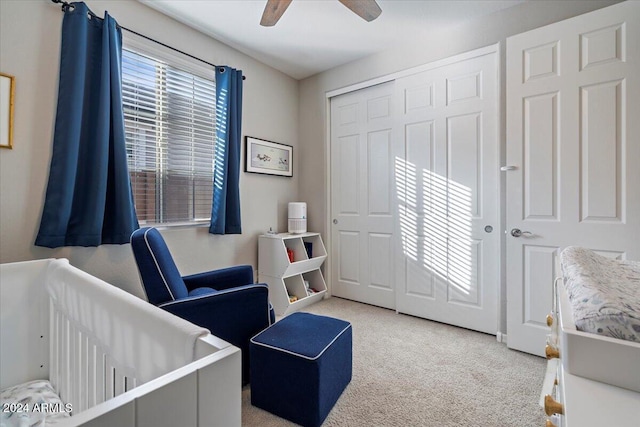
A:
496 332 507 344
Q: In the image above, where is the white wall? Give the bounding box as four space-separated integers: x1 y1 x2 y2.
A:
0 0 299 297
298 0 621 332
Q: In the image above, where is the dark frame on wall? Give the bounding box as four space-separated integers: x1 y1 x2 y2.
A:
245 136 293 177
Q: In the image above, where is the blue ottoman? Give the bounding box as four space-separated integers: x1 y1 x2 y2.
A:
250 312 352 427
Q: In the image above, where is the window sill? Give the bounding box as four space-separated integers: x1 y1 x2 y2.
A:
138 220 210 230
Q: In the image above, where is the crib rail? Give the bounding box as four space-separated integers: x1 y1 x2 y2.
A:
59 335 241 427
1 259 242 427
50 302 138 414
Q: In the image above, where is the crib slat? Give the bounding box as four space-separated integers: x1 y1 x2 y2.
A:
78 332 89 413
57 310 65 392
105 356 115 400
125 376 137 392
114 373 125 397
87 338 97 408
71 321 80 411
94 351 104 405
54 310 63 390
49 304 59 389
60 314 70 405
70 324 76 411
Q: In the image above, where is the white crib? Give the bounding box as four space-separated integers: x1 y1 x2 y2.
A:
0 258 241 426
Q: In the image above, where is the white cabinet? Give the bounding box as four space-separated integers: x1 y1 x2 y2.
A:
258 232 327 316
542 358 640 427
541 278 640 426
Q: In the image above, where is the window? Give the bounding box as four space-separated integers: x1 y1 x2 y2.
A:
122 47 216 225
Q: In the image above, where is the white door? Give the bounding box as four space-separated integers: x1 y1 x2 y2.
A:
506 1 640 356
330 82 399 309
394 49 500 335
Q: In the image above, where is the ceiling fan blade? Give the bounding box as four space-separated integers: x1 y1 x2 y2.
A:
260 0 293 27
338 0 382 22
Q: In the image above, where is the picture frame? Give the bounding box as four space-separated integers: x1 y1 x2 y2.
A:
245 136 292 177
0 73 15 149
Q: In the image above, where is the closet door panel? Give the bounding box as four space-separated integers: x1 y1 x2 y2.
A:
395 47 499 335
330 82 397 309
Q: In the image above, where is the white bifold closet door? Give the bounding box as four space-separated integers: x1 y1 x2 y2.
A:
330 82 399 310
506 1 640 356
393 49 499 335
330 47 499 335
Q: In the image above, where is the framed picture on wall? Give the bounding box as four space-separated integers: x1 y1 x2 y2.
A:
0 73 15 149
245 136 293 177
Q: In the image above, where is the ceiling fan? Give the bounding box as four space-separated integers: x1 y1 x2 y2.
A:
260 0 382 27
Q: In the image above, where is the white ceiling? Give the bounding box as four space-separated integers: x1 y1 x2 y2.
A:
139 0 525 80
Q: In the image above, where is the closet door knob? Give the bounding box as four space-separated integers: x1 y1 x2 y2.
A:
544 395 564 416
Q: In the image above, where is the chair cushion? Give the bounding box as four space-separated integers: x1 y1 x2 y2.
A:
251 312 351 359
188 287 218 297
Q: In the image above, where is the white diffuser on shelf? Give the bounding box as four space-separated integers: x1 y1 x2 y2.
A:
288 202 307 234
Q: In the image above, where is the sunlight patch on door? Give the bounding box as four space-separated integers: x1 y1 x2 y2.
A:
396 157 474 297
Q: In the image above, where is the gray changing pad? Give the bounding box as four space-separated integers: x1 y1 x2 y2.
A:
560 246 640 342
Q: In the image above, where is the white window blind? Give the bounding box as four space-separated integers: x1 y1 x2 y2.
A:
122 48 216 225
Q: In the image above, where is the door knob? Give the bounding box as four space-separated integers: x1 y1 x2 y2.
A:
333 219 338 224
510 228 533 238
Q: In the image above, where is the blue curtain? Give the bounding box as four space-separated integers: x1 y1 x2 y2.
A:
210 66 243 235
35 2 138 248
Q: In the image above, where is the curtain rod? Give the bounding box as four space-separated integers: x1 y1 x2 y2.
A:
50 0 246 80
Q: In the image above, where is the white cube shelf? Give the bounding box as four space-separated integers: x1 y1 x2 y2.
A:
258 232 327 315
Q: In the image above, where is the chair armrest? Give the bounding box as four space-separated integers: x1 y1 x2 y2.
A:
159 284 271 348
159 284 270 329
182 265 254 292
159 283 271 385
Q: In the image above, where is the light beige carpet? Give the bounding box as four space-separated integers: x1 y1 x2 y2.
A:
242 297 547 427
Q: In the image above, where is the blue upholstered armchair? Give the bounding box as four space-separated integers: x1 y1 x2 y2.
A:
130 227 274 385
